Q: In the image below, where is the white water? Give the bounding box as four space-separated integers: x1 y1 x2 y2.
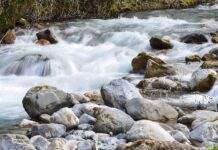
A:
0 6 218 130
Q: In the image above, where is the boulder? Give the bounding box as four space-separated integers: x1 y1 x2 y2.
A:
50 107 79 130
190 69 217 92
202 53 218 61
23 85 77 119
125 98 178 122
36 39 50 45
0 134 36 150
101 79 142 111
30 123 66 138
201 61 218 69
181 33 208 44
131 52 166 74
36 29 58 44
150 37 174 50
185 55 201 63
117 140 204 150
94 107 135 134
1 29 16 44
30 135 50 150
126 120 175 142
190 120 218 144
144 59 176 78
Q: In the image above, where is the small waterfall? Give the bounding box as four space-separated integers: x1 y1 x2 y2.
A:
1 54 51 76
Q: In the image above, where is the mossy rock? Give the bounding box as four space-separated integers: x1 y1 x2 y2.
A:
132 52 166 74
144 59 176 78
202 53 218 61
185 55 201 63
201 61 218 69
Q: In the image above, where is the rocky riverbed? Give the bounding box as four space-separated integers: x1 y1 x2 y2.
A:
1 2 218 150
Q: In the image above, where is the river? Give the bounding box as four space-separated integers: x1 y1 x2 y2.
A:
0 3 218 131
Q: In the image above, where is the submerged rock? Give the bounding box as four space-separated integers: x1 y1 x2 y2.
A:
181 33 208 44
0 134 36 150
144 59 176 78
125 98 178 122
101 79 142 111
36 29 57 44
185 55 201 63
23 86 77 119
1 29 16 44
150 37 174 50
131 52 166 74
126 120 174 142
94 107 134 134
31 123 66 138
190 69 217 92
50 107 79 130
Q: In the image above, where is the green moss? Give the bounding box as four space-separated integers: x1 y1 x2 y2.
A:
33 85 49 91
103 114 118 125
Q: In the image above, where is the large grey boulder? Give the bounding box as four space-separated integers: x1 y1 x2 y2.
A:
30 135 50 150
94 107 135 134
101 79 142 111
0 134 36 150
190 69 217 92
125 98 178 122
23 86 78 119
31 123 66 138
50 107 79 130
190 120 218 144
126 120 175 142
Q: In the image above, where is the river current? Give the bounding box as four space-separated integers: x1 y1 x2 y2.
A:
0 4 218 131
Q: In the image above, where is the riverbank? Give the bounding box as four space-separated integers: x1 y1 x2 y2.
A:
0 0 216 34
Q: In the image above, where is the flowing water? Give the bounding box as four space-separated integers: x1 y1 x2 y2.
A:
0 4 218 131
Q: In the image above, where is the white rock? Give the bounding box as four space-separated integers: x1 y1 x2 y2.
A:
51 107 79 129
126 120 175 142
